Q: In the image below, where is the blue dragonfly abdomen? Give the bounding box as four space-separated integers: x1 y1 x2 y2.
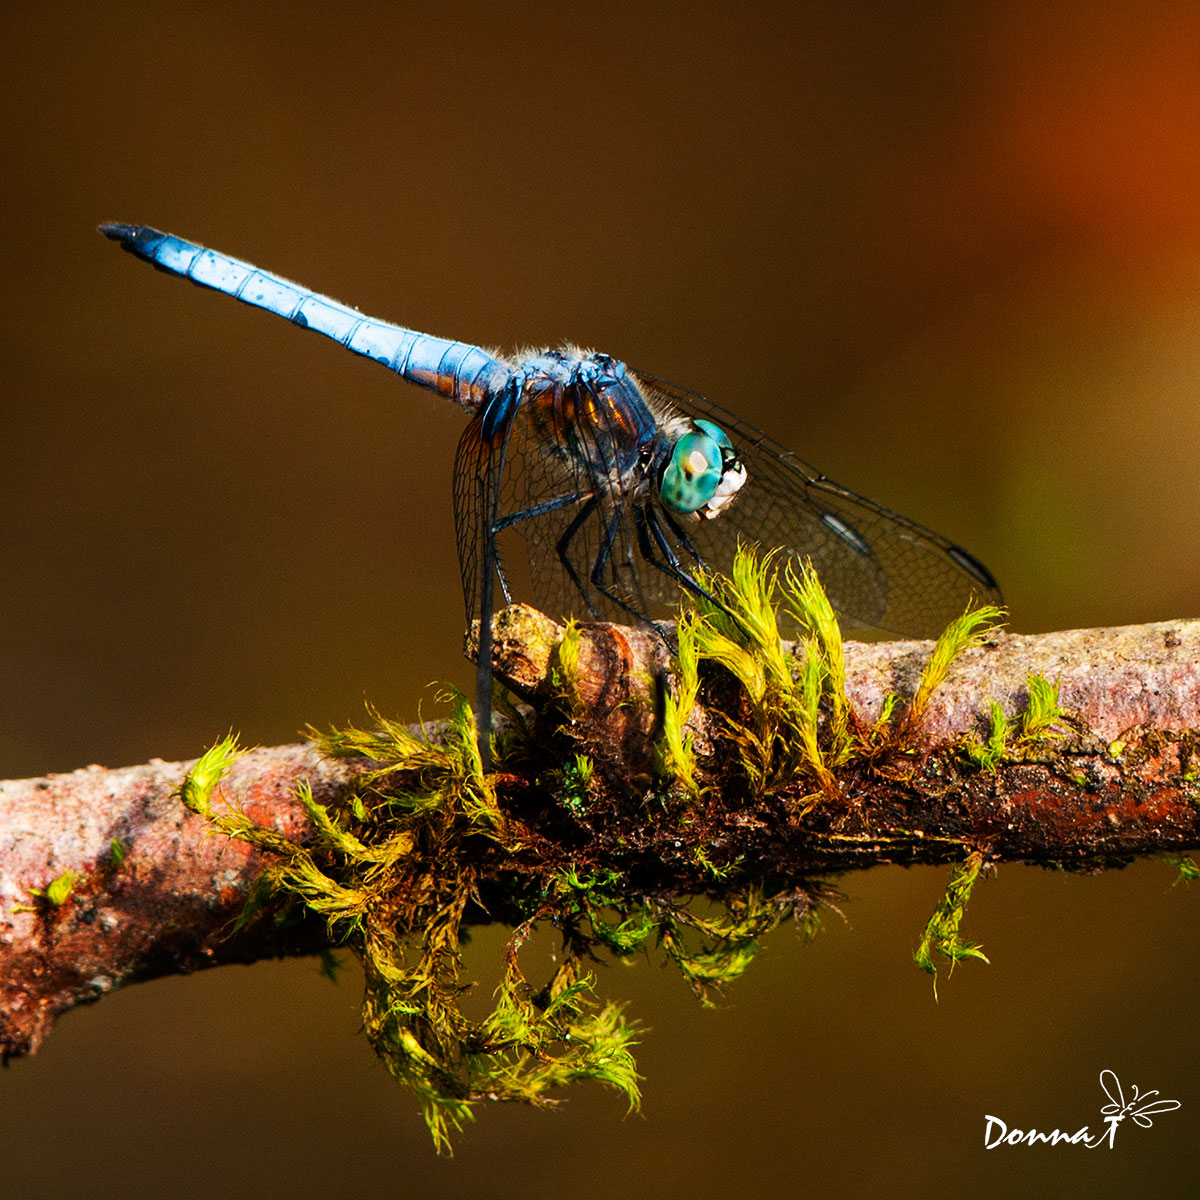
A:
100 223 513 411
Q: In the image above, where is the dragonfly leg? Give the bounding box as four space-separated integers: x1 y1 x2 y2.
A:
553 495 604 619
493 489 589 532
490 489 593 611
583 506 662 628
474 489 596 767
475 476 499 772
657 505 707 568
635 505 750 633
634 505 717 605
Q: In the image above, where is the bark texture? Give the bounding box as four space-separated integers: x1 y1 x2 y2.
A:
3 612 1198 1059
0 745 355 1058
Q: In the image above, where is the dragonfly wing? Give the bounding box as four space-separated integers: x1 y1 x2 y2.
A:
636 372 1003 639
454 385 520 628
1130 1100 1181 1127
455 385 532 770
1098 1070 1125 1108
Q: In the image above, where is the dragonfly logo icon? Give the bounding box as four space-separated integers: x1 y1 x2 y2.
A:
1089 1068 1181 1149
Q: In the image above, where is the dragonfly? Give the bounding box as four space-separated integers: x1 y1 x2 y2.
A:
1089 1069 1180 1148
101 223 1002 768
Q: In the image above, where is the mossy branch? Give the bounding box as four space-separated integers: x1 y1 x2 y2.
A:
2 555 1198 1148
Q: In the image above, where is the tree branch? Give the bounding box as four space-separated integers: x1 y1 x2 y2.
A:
3 611 1198 1060
0 745 352 1058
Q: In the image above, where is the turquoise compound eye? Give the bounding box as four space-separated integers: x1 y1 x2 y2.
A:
660 424 727 513
693 419 733 451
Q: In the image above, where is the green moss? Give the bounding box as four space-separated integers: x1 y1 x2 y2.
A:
26 868 79 909
318 949 346 982
957 674 1066 771
1165 854 1200 886
685 550 860 797
914 852 990 997
179 701 645 1153
682 548 1002 807
179 733 246 817
693 843 742 881
959 701 1010 771
908 603 1007 728
548 618 587 724
657 888 797 1003
554 753 595 814
1019 674 1065 742
176 549 1014 1148
657 608 702 796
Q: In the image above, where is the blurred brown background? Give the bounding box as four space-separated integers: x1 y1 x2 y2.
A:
3 2 1199 1196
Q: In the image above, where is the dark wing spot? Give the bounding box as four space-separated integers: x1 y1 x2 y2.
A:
820 511 873 557
290 310 309 328
946 543 1000 591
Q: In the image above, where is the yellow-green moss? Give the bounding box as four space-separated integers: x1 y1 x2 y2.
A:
176 549 1012 1148
913 851 990 997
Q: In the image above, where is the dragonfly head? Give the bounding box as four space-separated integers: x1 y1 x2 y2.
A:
660 419 747 519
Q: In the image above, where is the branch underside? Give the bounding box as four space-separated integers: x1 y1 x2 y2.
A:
2 613 1197 1059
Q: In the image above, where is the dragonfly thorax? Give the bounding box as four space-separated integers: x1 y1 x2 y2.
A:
516 349 660 491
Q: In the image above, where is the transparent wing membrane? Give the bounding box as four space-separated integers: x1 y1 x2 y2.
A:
635 373 1001 638
458 365 1000 641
